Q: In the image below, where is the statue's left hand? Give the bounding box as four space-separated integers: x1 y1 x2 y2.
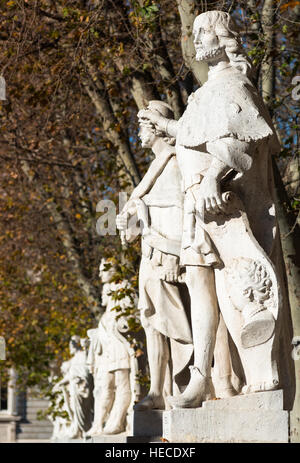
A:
137 109 161 125
138 108 170 134
159 266 180 283
194 176 225 215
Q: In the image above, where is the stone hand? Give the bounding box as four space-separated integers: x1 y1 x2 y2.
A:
138 108 168 133
159 266 179 283
194 176 225 215
116 214 128 246
116 200 137 230
116 213 127 231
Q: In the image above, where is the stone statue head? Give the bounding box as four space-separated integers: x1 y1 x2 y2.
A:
69 335 81 355
225 258 274 311
138 100 175 147
225 258 276 348
99 257 116 283
193 11 252 77
87 328 98 341
80 337 90 352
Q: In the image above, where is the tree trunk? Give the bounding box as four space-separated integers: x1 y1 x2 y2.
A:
130 72 159 110
82 59 141 189
261 0 276 107
20 160 102 318
176 0 208 85
260 0 300 442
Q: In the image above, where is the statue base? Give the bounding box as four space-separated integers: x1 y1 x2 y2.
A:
163 390 289 443
125 409 164 443
53 432 128 443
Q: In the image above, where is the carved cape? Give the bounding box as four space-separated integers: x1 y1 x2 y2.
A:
176 66 280 158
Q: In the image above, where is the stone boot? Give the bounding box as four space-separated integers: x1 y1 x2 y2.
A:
167 366 215 409
134 393 165 411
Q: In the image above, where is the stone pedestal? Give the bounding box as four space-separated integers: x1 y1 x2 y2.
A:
163 390 289 443
53 412 164 443
126 410 164 443
92 433 127 443
0 414 20 443
53 433 128 443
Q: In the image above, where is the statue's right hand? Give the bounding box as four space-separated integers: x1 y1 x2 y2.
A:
116 213 127 231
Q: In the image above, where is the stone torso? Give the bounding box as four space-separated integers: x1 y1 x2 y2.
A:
99 282 131 372
175 66 277 190
143 155 183 243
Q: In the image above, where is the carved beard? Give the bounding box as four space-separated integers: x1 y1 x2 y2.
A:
196 46 224 61
139 127 155 148
140 135 152 148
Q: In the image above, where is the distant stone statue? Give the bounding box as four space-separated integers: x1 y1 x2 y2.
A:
52 336 94 438
86 259 139 436
117 100 194 410
137 10 294 409
50 360 73 440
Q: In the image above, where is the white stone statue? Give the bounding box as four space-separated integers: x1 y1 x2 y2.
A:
117 100 194 411
137 10 294 408
50 360 73 440
86 259 139 436
52 336 94 438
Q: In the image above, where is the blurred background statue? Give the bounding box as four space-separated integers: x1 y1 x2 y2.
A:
86 259 139 436
52 335 94 439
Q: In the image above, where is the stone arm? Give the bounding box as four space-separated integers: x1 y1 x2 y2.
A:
138 109 178 138
128 156 171 200
86 329 102 374
193 137 252 215
206 138 253 174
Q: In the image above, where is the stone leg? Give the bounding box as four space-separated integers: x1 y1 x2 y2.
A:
134 317 169 411
213 313 238 397
103 369 131 434
87 372 114 436
168 266 218 408
163 362 172 409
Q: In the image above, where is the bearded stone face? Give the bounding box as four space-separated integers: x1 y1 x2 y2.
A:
138 121 156 148
193 17 225 62
69 339 79 355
